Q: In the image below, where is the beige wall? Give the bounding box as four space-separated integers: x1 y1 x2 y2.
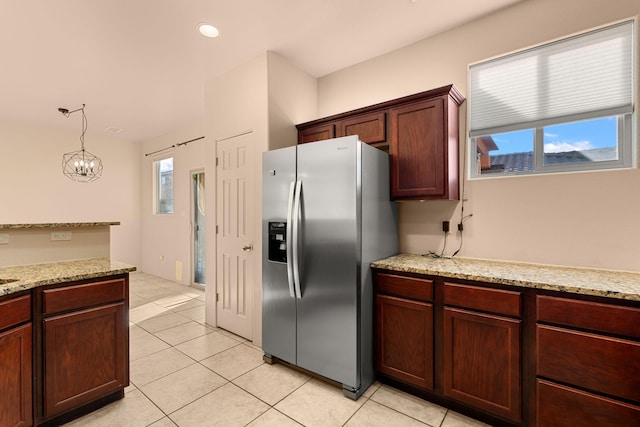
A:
140 120 207 283
317 0 640 272
0 119 142 266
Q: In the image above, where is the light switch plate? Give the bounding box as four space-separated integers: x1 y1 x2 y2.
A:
51 231 72 241
0 233 9 245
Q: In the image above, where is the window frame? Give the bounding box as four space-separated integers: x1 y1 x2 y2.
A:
468 19 636 179
154 156 174 214
470 114 633 178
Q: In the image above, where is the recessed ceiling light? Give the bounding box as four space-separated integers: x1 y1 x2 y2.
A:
198 23 219 38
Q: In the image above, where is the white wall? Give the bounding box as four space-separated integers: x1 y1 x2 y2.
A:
0 119 142 266
317 0 640 272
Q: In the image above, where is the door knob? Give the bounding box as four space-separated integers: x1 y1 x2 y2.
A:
242 244 253 252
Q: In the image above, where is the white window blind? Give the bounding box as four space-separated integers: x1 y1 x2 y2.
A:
469 20 634 138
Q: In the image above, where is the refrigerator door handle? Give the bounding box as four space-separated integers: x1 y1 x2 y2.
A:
286 181 296 298
292 180 303 299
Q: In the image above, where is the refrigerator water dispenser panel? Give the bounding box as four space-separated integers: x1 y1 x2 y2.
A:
268 222 287 263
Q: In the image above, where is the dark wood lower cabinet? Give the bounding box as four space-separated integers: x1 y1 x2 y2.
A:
43 302 127 418
537 380 640 427
375 294 433 389
0 322 32 427
374 270 640 427
34 275 130 426
443 307 521 423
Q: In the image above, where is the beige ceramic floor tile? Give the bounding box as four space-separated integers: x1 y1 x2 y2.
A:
139 363 227 414
129 347 195 386
174 305 206 323
371 384 447 426
153 293 194 308
233 363 310 406
275 378 365 427
148 417 177 427
175 330 240 360
362 381 381 399
130 325 171 361
442 411 493 427
200 343 264 380
134 286 181 302
129 302 171 324
345 399 428 427
136 311 191 333
169 298 205 312
170 382 269 427
246 408 303 426
154 321 214 346
62 389 164 427
129 292 150 309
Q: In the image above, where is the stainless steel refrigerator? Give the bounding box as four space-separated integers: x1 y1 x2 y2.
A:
262 135 398 399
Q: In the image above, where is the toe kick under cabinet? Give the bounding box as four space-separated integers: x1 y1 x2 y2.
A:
373 269 640 427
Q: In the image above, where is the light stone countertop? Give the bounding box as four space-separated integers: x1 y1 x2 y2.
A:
0 258 136 296
0 222 120 229
371 253 640 302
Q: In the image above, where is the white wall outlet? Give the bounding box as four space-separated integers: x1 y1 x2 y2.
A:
51 231 72 241
0 233 9 245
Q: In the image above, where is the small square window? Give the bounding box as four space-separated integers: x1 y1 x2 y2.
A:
155 158 174 214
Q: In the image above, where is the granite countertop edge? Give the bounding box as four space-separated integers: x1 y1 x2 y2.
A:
0 258 137 296
0 222 121 229
371 254 640 302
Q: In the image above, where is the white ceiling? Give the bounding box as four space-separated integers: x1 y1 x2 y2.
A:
0 0 521 143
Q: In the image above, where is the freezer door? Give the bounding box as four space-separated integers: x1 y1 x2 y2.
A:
262 146 297 365
295 136 360 388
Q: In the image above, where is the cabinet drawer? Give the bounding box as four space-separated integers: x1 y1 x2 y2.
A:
376 273 432 301
537 325 640 402
340 112 386 145
537 295 640 338
43 278 126 315
537 380 640 427
443 282 521 317
0 294 31 331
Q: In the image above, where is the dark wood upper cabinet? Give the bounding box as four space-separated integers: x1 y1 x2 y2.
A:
298 123 335 144
296 85 464 200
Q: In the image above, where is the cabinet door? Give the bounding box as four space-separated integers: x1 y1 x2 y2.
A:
390 98 446 200
339 112 387 147
0 323 32 427
375 294 433 390
298 123 335 144
443 307 521 422
43 302 127 418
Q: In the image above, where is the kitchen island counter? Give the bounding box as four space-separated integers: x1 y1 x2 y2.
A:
0 258 136 297
372 253 640 301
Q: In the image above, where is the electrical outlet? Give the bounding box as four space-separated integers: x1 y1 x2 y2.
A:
51 231 72 241
442 221 450 233
0 234 9 245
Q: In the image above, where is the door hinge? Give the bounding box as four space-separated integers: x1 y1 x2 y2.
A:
216 225 219 234
216 157 219 166
216 293 219 302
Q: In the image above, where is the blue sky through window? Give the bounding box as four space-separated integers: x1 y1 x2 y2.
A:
489 117 617 155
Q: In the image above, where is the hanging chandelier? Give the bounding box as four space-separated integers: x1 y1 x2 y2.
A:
59 104 103 182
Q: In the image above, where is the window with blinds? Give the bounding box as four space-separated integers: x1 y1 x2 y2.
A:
469 20 634 177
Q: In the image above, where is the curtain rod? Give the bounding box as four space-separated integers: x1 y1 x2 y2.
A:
144 136 205 157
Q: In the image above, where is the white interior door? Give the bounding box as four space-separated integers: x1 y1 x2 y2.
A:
216 132 254 339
